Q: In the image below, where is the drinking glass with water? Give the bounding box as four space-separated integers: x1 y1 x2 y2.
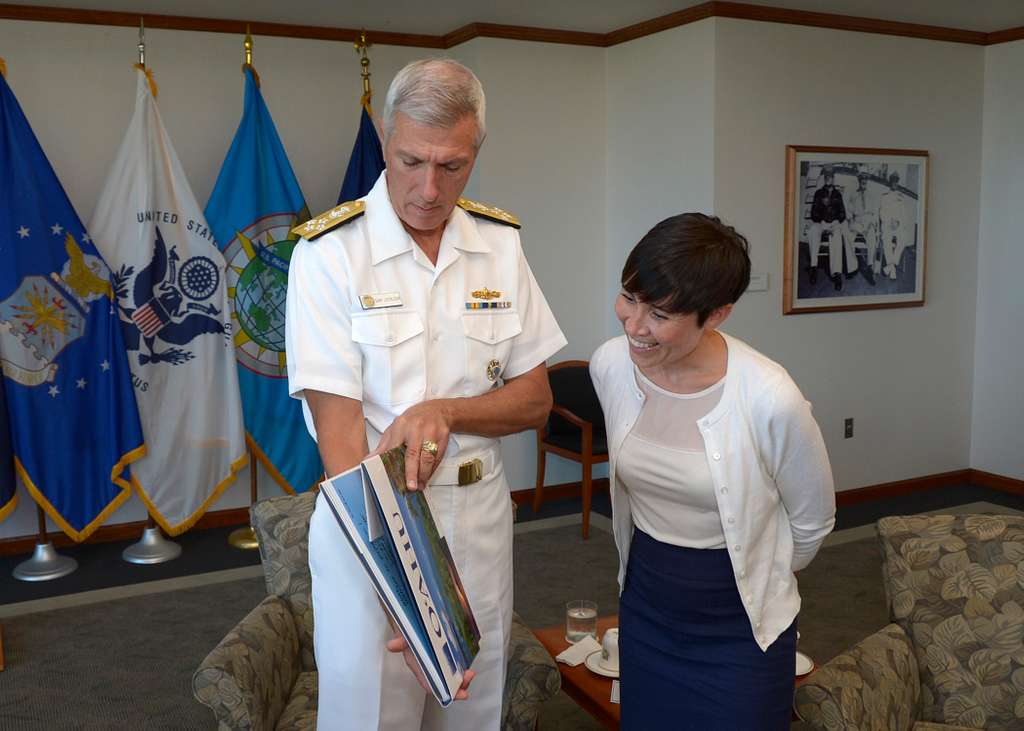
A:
565 599 598 643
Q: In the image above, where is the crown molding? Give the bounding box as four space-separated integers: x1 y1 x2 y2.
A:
0 2 1019 55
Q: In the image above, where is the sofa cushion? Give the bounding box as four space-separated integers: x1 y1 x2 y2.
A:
193 595 300 731
793 623 920 731
275 671 317 730
252 491 318 671
879 515 1024 730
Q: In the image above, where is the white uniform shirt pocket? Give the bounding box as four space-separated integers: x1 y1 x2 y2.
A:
461 310 522 392
351 309 425 405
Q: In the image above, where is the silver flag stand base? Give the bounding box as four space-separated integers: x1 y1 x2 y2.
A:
122 526 181 564
13 542 78 581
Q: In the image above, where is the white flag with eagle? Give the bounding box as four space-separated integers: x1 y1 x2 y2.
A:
89 66 246 534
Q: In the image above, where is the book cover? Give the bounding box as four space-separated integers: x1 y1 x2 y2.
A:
363 455 463 695
376 448 482 670
318 466 449 703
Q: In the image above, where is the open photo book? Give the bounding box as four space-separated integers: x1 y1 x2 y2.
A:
319 447 481 707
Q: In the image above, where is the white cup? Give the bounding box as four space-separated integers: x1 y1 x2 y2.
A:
600 627 619 672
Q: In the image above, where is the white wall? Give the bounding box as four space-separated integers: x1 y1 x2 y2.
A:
712 19 985 490
972 40 1024 480
453 38 608 493
0 23 607 539
605 20 717 335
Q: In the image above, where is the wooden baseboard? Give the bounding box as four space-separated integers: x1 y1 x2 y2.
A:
0 506 250 557
832 469 972 506
515 468 1024 509
3 469 1021 557
968 469 1024 496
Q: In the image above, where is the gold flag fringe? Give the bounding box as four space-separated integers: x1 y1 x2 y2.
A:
132 63 158 98
242 62 261 88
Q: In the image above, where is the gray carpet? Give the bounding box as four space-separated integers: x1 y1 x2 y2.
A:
0 522 889 730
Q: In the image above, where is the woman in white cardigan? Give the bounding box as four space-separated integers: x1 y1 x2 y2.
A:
590 213 836 729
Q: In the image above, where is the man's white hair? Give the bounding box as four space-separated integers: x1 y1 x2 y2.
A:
381 58 486 148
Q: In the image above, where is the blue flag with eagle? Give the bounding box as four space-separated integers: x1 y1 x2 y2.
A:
205 65 321 493
338 101 385 203
0 70 145 539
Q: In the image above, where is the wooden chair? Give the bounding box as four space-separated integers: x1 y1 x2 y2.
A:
532 360 608 539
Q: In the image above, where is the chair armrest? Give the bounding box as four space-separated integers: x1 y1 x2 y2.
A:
549 404 592 434
501 613 561 731
794 624 920 731
192 594 301 731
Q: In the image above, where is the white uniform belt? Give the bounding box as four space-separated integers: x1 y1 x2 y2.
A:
430 445 499 487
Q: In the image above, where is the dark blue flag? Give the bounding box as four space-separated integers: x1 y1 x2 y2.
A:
0 71 146 540
337 104 385 203
206 66 322 494
0 377 15 523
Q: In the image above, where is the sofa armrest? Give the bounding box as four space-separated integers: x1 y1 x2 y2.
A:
501 613 561 731
794 623 920 731
193 594 301 731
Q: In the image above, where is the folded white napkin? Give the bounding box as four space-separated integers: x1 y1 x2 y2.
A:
610 680 620 704
555 635 601 666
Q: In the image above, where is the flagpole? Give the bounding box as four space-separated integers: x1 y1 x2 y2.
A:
228 451 259 549
227 26 261 551
118 25 182 565
355 30 374 114
12 504 78 581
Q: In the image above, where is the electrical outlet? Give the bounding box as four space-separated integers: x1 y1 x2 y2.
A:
844 418 854 439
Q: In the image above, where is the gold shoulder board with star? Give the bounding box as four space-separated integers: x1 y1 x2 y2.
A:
291 200 366 241
457 198 520 229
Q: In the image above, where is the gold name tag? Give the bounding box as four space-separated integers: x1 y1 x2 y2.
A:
359 292 402 310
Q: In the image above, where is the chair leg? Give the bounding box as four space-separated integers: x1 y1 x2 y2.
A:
532 447 547 514
581 463 592 540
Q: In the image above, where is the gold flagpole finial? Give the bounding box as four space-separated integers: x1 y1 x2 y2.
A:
354 30 373 113
0 58 6 79
242 24 261 86
244 24 253 66
137 17 146 66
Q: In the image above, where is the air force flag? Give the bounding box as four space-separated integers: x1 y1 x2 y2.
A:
0 70 145 539
90 66 246 535
205 65 322 494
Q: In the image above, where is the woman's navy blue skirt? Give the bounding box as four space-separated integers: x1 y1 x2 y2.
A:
619 529 797 730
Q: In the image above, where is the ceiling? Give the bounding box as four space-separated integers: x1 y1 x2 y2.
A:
10 0 1024 36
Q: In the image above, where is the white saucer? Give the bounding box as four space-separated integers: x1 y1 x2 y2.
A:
795 650 814 676
585 650 620 679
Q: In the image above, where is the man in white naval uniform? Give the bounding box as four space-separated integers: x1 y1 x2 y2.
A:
285 59 567 730
879 171 913 280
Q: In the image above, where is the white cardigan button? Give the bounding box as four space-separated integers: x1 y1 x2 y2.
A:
712 452 721 460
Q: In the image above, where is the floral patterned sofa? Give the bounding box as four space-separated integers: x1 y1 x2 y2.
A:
192 491 560 730
794 514 1024 730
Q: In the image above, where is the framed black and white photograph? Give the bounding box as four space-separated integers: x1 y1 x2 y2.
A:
783 145 928 314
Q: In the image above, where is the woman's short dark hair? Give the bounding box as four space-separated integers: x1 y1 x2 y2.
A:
621 213 751 326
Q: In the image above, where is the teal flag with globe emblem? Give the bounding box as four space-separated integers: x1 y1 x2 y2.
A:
205 65 321 494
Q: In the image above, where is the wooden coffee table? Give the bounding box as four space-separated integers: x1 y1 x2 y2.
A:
533 615 620 729
533 615 816 728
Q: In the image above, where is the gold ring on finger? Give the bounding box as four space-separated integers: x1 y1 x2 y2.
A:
421 439 439 457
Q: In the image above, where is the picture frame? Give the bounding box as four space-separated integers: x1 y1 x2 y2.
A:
783 145 928 314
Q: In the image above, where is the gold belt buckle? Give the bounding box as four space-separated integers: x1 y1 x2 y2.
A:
458 458 483 486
